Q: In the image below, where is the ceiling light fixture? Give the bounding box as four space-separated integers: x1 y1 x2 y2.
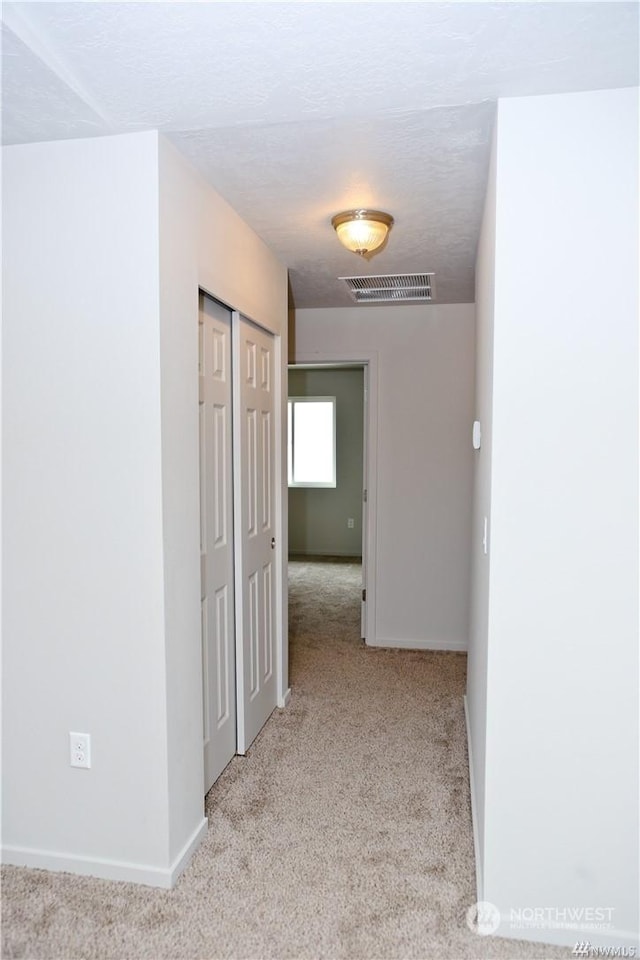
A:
331 209 394 258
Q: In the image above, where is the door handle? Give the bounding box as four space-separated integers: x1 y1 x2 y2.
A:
271 537 276 549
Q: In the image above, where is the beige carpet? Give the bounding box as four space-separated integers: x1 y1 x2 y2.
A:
1 559 571 960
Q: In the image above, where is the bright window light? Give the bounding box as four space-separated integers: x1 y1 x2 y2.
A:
288 397 336 488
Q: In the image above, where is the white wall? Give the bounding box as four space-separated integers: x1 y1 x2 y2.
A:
465 121 497 879
294 304 475 650
157 137 288 866
2 133 171 879
468 87 639 947
2 131 288 885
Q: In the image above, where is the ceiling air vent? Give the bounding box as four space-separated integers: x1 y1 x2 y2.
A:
340 273 435 304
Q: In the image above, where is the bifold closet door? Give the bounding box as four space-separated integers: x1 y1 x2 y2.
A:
234 314 277 755
199 294 237 792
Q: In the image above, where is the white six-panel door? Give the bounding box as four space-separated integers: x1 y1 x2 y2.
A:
199 295 237 792
234 314 277 754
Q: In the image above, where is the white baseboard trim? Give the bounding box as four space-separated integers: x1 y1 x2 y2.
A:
278 687 292 708
288 551 362 558
169 816 208 887
366 636 467 652
463 694 483 903
2 817 208 889
494 917 639 951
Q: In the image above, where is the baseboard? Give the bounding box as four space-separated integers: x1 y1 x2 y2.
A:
168 817 208 887
288 553 362 562
2 817 208 889
366 636 467 652
463 694 483 903
493 917 639 952
278 687 292 708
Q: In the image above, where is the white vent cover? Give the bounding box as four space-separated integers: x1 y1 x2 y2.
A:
340 273 435 303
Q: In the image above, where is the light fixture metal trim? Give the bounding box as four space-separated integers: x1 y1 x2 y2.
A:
331 209 394 257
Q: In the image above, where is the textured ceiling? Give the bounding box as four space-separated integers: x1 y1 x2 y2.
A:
2 2 638 308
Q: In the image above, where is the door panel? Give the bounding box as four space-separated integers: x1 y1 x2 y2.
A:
234 315 277 753
199 294 236 791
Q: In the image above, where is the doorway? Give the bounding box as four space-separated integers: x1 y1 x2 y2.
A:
287 360 377 642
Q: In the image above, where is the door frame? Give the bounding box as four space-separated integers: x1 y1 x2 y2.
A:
290 352 378 645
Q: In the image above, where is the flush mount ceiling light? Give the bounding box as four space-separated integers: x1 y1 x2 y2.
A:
331 209 394 258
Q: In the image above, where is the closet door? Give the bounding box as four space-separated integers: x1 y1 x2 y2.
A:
199 295 236 791
234 314 277 754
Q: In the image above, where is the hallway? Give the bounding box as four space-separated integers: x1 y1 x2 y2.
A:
2 560 569 959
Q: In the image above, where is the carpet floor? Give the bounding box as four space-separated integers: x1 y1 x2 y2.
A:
1 559 571 960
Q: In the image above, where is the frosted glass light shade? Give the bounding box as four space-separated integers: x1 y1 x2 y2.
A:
332 209 393 257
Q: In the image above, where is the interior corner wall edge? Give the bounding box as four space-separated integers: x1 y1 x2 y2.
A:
293 303 475 650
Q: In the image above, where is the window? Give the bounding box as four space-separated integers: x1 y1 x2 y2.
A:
288 397 336 487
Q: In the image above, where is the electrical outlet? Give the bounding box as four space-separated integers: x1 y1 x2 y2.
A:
69 732 91 769
347 518 355 529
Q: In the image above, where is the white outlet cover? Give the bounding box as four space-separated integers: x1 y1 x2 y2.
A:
69 731 91 769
